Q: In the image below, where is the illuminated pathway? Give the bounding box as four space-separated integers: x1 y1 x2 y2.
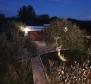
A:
31 41 50 84
31 56 48 84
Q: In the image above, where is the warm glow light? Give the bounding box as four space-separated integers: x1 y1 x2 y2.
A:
64 27 68 32
24 27 30 36
20 26 30 36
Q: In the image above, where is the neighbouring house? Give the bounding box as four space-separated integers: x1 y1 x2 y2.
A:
21 24 91 41
20 24 49 41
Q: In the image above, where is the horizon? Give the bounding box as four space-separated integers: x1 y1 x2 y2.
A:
0 0 91 20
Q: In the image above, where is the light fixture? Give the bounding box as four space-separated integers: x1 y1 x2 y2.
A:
20 26 30 36
64 27 68 32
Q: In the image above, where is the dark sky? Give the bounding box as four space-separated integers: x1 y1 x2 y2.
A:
0 0 91 20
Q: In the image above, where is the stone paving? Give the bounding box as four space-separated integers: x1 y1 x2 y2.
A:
31 56 48 84
31 41 50 84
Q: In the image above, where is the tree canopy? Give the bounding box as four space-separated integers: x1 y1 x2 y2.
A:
43 19 85 50
18 5 36 24
43 19 86 61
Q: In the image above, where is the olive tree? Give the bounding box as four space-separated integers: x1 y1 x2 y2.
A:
43 19 86 61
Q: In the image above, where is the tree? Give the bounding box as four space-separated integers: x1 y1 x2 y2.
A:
0 21 25 64
50 16 60 21
18 5 36 24
0 21 35 84
0 13 5 25
43 19 86 61
38 14 50 24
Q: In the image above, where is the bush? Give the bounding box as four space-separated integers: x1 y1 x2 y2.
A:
0 59 34 84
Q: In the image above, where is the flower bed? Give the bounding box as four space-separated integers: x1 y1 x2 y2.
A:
41 52 91 84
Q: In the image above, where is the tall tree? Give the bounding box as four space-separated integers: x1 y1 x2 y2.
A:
43 19 86 61
38 14 50 24
18 5 36 24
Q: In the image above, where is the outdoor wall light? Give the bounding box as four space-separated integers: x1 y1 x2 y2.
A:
20 26 30 36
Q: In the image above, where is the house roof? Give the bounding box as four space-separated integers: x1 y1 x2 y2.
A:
25 24 49 31
26 26 44 31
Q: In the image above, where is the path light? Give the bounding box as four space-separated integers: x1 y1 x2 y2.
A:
64 27 68 32
20 26 30 36
23 27 30 36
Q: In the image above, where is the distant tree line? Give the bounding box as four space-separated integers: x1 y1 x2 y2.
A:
17 5 50 25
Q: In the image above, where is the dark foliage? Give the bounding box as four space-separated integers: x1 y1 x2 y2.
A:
18 5 36 24
68 18 91 34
